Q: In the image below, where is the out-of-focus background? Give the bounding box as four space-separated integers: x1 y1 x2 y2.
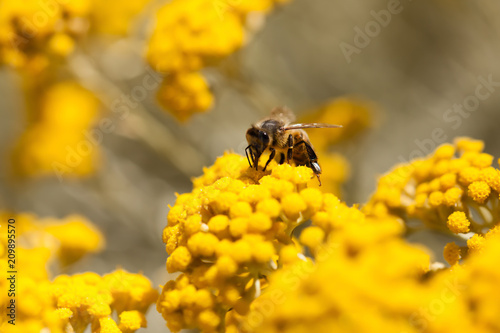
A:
1 0 500 331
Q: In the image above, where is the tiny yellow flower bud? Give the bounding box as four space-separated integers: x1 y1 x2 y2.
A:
229 201 253 218
119 311 146 331
208 215 229 234
443 242 461 265
167 246 192 273
300 226 325 250
256 198 282 218
251 241 275 263
446 211 470 234
414 193 428 208
229 217 248 238
443 188 463 206
279 245 301 265
468 181 491 203
455 137 484 153
300 188 324 213
216 255 238 277
167 205 186 226
281 193 307 218
198 310 221 331
99 317 122 333
230 240 252 263
194 289 214 309
239 185 271 203
459 166 480 186
259 176 295 198
471 153 494 168
247 212 273 233
439 173 457 190
434 144 455 159
187 232 219 257
185 215 202 235
467 234 485 254
428 191 444 207
480 167 500 192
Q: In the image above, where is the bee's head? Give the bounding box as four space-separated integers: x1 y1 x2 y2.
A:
246 126 270 158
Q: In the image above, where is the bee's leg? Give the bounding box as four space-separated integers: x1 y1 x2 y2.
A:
287 134 293 163
245 146 253 168
263 148 276 171
295 140 322 185
279 153 286 165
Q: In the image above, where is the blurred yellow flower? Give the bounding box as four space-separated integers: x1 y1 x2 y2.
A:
0 213 157 332
146 0 289 120
156 72 214 122
299 97 373 196
12 81 101 179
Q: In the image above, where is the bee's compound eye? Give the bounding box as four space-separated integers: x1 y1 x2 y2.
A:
311 162 321 175
259 131 270 145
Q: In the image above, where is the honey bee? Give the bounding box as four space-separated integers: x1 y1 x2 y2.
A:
245 107 342 185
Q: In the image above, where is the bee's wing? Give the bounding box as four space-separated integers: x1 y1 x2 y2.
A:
270 106 296 123
283 123 343 130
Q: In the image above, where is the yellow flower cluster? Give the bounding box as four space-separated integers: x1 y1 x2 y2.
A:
0 0 152 70
12 81 101 179
0 0 89 70
0 212 103 267
159 152 341 332
0 213 157 332
50 270 158 333
364 137 500 265
0 212 101 332
242 220 500 333
241 216 432 333
156 73 214 122
160 149 500 332
146 0 289 121
89 0 152 35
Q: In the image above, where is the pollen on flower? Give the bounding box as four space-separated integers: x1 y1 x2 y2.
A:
447 211 470 234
